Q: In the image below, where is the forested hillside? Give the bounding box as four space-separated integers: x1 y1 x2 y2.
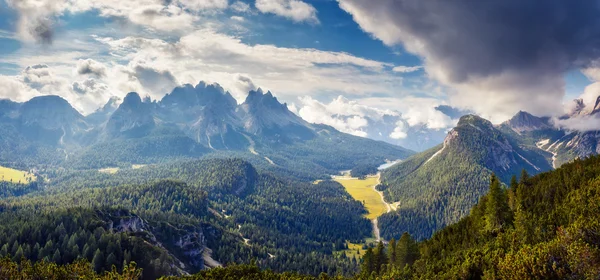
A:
0 158 371 278
365 155 600 279
378 115 551 240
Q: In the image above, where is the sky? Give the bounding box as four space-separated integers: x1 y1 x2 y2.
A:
0 0 599 144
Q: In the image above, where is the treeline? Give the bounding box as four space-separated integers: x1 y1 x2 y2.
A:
375 156 600 279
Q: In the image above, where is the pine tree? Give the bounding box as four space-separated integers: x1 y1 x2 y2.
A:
92 249 104 272
388 238 397 265
396 232 418 268
508 175 518 210
519 169 529 184
373 241 387 274
361 247 375 277
484 174 511 233
52 248 61 264
13 245 23 261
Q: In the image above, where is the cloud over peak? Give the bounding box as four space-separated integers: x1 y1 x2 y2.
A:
338 0 600 120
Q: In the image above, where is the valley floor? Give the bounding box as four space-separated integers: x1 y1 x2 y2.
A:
333 173 396 241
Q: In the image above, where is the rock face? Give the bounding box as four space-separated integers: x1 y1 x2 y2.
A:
504 111 552 133
105 92 156 138
17 95 88 146
103 209 208 273
502 95 600 167
86 96 121 125
238 88 316 143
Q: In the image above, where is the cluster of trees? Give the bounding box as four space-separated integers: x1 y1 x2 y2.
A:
0 257 142 279
377 156 600 279
0 180 39 198
0 180 212 279
349 164 378 179
358 233 420 279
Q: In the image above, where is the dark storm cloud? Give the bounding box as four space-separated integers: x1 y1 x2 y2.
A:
339 0 600 118
32 18 53 45
342 0 600 83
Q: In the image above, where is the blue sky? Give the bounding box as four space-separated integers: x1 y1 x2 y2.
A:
0 0 598 140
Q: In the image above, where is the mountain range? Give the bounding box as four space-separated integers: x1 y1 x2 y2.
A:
0 81 413 178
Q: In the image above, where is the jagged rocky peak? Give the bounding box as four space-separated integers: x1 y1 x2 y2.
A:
568 98 586 116
457 114 493 129
161 81 237 108
106 92 155 138
592 95 600 114
121 92 143 108
505 110 551 133
243 88 286 110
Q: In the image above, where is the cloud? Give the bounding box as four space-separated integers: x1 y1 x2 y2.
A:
99 28 402 103
231 1 251 13
177 0 228 11
392 65 422 73
5 0 62 44
255 0 319 24
5 0 232 42
131 62 180 99
21 64 67 92
389 121 407 139
402 105 455 130
338 0 600 120
0 76 40 102
553 114 600 132
71 78 113 112
296 96 373 137
76 59 107 77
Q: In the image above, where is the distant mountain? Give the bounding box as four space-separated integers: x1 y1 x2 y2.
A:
85 96 121 125
159 82 247 150
0 82 414 178
379 114 552 240
499 97 600 168
105 92 155 139
239 88 315 143
504 111 553 133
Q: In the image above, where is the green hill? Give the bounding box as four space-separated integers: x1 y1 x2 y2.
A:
379 115 552 240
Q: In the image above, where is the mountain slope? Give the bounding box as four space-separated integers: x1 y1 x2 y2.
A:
375 155 600 279
379 114 552 240
499 101 600 168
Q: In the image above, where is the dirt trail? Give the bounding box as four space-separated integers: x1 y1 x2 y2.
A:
371 173 395 241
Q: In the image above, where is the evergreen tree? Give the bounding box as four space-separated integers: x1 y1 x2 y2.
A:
92 249 104 272
360 248 375 277
13 246 23 261
52 249 61 264
508 175 518 210
484 174 511 233
396 232 418 268
373 241 387 274
519 169 529 184
387 238 397 265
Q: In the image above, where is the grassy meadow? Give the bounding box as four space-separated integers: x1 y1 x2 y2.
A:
98 167 119 174
333 176 386 220
0 166 36 184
